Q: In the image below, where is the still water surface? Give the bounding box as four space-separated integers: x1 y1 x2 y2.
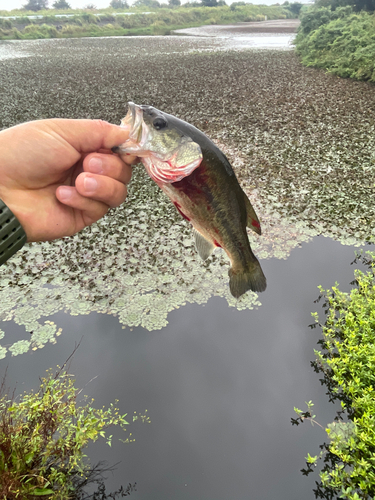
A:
1 237 368 499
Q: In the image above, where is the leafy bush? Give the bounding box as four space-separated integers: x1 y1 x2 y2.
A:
22 23 59 38
293 252 375 499
296 5 352 36
0 365 136 499
16 15 32 25
69 16 84 25
295 7 375 82
0 18 12 29
41 14 59 23
10 28 23 39
80 12 97 23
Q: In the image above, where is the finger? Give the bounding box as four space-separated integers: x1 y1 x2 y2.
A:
49 119 130 154
84 153 132 185
56 186 109 227
75 172 128 208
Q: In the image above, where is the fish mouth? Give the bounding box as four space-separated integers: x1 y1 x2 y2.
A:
114 101 203 183
120 102 143 142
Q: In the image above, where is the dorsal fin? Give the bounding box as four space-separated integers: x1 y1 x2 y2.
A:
193 228 215 260
244 193 261 235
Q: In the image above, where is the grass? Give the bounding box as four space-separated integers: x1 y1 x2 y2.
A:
0 4 295 40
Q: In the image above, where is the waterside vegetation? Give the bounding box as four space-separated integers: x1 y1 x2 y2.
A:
293 253 375 500
0 360 144 499
0 3 297 39
295 5 375 82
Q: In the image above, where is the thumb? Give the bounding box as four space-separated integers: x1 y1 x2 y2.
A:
48 118 130 154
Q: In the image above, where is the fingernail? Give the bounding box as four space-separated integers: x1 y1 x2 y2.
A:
58 186 72 201
84 176 98 193
88 157 103 174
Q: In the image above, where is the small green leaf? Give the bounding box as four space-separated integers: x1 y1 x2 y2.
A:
32 488 54 496
306 453 318 464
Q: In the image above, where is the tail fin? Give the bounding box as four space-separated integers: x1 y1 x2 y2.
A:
228 261 267 298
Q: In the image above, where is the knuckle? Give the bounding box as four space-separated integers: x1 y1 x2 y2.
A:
108 182 127 207
92 119 111 132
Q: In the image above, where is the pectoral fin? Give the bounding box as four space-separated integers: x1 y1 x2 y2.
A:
193 228 215 261
244 193 261 235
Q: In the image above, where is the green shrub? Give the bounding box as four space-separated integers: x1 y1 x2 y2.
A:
22 24 45 38
151 21 170 34
22 23 59 39
297 6 334 35
87 23 101 33
294 252 375 499
40 23 59 37
40 14 58 23
0 18 13 29
0 366 135 499
116 15 134 28
10 28 23 39
295 7 375 82
60 23 80 34
17 16 32 25
69 15 84 25
80 12 97 23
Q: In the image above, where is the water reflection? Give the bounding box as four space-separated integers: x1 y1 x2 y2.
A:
234 34 295 49
0 237 368 499
0 163 324 357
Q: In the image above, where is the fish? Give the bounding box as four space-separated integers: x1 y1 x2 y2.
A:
112 102 266 298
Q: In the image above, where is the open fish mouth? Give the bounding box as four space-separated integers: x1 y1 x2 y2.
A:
120 101 148 146
114 101 203 183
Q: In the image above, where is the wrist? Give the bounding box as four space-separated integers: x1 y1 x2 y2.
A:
0 199 27 266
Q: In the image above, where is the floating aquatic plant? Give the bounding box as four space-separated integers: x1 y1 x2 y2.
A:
0 37 373 355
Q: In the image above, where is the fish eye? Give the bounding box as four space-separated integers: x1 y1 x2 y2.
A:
153 117 167 130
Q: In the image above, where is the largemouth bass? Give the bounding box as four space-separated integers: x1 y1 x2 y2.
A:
112 102 266 297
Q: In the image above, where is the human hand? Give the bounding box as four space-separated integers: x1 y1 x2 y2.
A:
0 119 135 242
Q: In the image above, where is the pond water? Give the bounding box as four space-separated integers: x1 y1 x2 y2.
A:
173 19 298 49
1 236 369 499
1 27 375 499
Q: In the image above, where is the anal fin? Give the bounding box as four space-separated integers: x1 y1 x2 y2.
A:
244 193 261 236
193 228 215 261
